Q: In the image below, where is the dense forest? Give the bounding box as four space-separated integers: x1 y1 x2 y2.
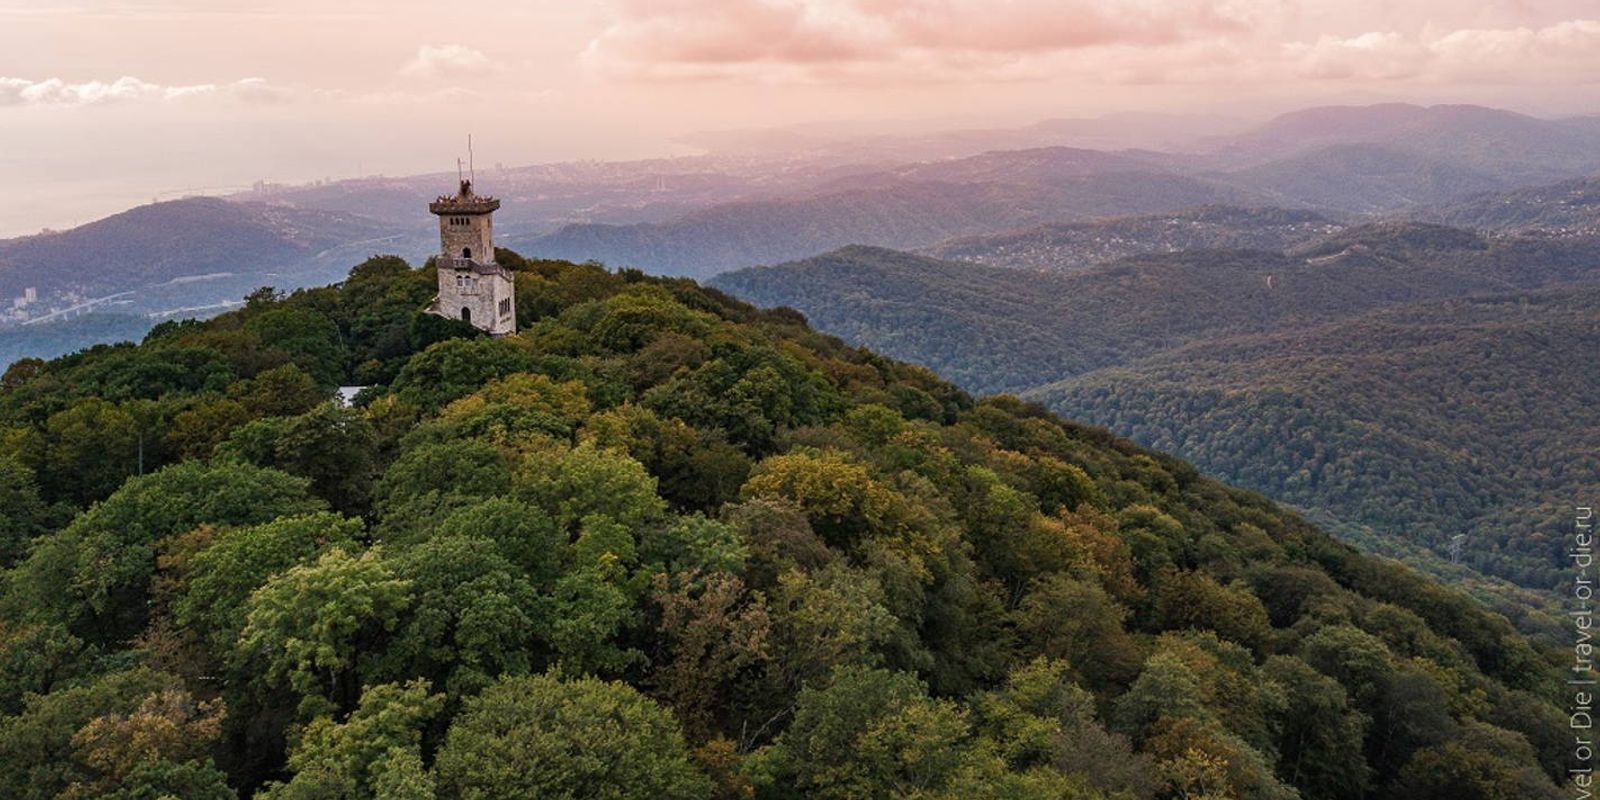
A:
1030 285 1600 615
0 249 1578 798
711 231 1600 619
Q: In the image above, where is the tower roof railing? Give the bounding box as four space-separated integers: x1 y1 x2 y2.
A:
429 196 500 214
429 178 500 214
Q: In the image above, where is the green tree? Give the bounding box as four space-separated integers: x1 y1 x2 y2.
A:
515 441 665 532
174 512 363 652
272 403 379 514
236 548 412 717
43 397 140 503
435 673 711 800
0 668 181 799
1263 655 1371 800
243 306 346 386
1012 574 1140 691
0 453 53 567
373 440 511 530
390 337 537 410
749 666 973 799
372 537 541 699
3 460 322 644
258 680 443 800
430 498 564 585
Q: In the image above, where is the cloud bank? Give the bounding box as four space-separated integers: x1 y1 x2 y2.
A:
0 76 281 107
584 1 1600 88
1290 19 1600 83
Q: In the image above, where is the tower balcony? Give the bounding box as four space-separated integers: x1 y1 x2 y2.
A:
436 256 511 278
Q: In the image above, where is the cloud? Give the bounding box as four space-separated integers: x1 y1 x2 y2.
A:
400 44 496 79
1287 19 1600 83
585 0 1279 82
1286 32 1430 80
1428 19 1600 82
0 76 282 107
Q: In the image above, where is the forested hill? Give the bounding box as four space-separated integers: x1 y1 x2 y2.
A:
0 250 1574 798
1030 284 1600 599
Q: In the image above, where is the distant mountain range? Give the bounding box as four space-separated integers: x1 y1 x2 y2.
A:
1206 103 1600 183
4 101 1599 372
514 104 1600 275
515 163 1262 279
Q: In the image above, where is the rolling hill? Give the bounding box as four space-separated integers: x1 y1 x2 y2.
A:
1221 144 1509 212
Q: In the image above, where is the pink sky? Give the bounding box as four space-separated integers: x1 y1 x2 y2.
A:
2 0 1598 235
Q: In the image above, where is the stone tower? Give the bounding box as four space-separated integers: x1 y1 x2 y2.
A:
427 179 515 336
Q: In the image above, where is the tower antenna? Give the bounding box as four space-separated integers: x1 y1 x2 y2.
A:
468 134 476 185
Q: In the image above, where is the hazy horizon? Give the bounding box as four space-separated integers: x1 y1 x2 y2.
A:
4 0 1599 236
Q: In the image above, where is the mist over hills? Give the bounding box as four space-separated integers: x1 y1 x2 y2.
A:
5 102 1597 327
1219 144 1508 212
512 104 1600 276
516 166 1261 279
1208 103 1600 183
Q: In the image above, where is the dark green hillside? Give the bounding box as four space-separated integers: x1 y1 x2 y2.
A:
0 250 1572 799
1028 285 1600 601
714 229 1600 394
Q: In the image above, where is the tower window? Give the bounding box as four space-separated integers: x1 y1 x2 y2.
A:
462 247 472 259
